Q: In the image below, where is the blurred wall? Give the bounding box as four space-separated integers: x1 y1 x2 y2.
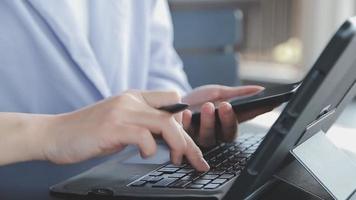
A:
298 0 356 70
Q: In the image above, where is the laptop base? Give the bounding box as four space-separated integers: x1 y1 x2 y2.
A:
281 131 356 199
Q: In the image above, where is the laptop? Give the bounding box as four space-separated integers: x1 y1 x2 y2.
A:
50 17 356 199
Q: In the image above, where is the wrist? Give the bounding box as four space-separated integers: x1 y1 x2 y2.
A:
20 114 65 162
30 113 70 162
0 113 55 165
21 114 55 162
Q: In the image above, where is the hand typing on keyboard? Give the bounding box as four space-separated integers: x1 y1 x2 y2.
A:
28 90 209 171
130 134 264 189
182 85 271 148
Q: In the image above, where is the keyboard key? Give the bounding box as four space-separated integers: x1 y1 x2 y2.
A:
188 184 204 189
212 179 227 184
168 173 186 178
158 167 179 174
207 170 225 175
177 168 194 174
170 180 191 188
235 153 249 158
194 179 211 185
152 178 178 188
219 174 234 179
141 176 153 181
165 164 186 168
180 172 203 181
129 134 263 189
200 174 219 180
148 171 163 176
244 149 256 154
131 180 146 187
239 159 247 166
225 167 236 174
146 176 163 183
204 183 220 189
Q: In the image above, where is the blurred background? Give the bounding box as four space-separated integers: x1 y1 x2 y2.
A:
168 0 356 127
169 0 356 85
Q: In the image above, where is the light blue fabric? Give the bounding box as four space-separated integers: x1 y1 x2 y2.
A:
0 0 191 114
0 0 191 190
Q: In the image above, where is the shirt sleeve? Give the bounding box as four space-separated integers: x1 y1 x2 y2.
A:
146 0 192 95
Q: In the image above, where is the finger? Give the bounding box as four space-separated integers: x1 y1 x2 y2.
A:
182 110 192 131
198 102 216 148
182 132 210 172
218 85 265 100
119 126 157 158
167 120 187 165
141 90 181 108
133 112 188 165
174 112 183 125
218 102 238 142
182 110 199 142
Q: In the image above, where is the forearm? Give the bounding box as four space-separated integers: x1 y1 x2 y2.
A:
0 113 50 166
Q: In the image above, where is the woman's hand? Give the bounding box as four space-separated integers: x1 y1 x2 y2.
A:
182 85 273 148
43 90 209 171
0 90 209 171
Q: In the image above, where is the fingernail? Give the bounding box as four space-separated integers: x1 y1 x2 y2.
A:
203 102 215 114
208 105 215 114
223 102 232 111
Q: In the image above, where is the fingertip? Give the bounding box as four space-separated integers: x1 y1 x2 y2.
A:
140 145 157 159
201 102 215 114
174 158 183 166
254 85 265 90
183 109 192 119
200 158 210 172
190 156 210 172
240 85 265 95
218 102 235 120
219 102 232 113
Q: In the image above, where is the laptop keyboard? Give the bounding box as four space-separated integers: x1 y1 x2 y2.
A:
129 134 264 190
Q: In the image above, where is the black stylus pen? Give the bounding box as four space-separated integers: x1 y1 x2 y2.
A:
158 103 189 114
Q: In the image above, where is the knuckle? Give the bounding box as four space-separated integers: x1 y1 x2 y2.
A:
110 95 129 110
167 116 176 126
159 112 171 123
137 128 151 140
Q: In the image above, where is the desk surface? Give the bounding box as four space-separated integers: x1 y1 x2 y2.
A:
1 103 355 200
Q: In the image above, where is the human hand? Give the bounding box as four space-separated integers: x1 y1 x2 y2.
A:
182 85 273 147
40 90 209 171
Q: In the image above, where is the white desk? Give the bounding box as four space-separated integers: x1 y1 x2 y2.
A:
245 102 356 162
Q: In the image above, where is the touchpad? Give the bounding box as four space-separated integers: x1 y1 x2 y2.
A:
123 144 170 165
